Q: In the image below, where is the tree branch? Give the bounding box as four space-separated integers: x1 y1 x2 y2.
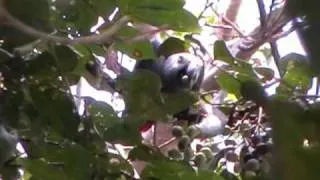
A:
0 5 130 45
201 5 291 92
256 0 281 70
229 6 290 60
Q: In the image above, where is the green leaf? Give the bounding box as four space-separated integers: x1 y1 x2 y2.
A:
22 143 94 180
115 26 156 60
117 70 196 121
86 44 107 57
216 72 241 98
25 45 78 82
6 0 50 28
0 165 21 180
284 62 312 90
278 53 310 76
97 153 135 176
53 46 79 72
49 145 93 179
240 79 267 106
141 159 196 180
197 170 224 180
277 62 313 95
52 0 116 33
118 0 185 12
0 88 24 128
29 86 80 139
22 159 70 180
103 120 142 144
214 41 235 65
277 53 312 94
69 44 94 76
88 100 120 133
116 70 165 119
128 144 166 161
90 0 117 16
162 91 198 115
268 98 311 179
2 0 51 48
233 59 257 77
157 37 188 58
128 9 201 33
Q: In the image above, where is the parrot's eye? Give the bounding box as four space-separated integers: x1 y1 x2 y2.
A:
178 56 184 64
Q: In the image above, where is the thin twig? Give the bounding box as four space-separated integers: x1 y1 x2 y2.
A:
153 123 157 146
184 34 210 56
205 23 233 30
210 5 245 37
158 137 176 149
0 47 14 58
197 0 213 20
270 25 297 41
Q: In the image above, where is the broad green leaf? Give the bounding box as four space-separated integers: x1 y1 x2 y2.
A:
0 165 21 180
116 70 164 119
0 87 24 128
277 53 312 94
196 170 224 180
86 44 107 57
157 37 188 58
46 144 93 180
128 144 166 161
52 0 116 33
115 26 156 60
278 53 310 76
128 9 201 33
52 1 96 33
25 45 78 82
2 0 51 48
6 0 50 29
118 0 185 11
214 41 235 65
216 72 241 98
22 143 94 180
90 0 117 17
88 100 120 133
53 46 80 72
22 159 70 180
116 41 156 60
117 70 196 120
97 153 135 176
303 103 320 141
69 45 95 76
141 159 196 180
240 79 267 106
162 91 198 115
283 61 312 89
118 0 194 35
233 59 257 77
29 86 80 139
268 98 311 179
103 120 142 144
